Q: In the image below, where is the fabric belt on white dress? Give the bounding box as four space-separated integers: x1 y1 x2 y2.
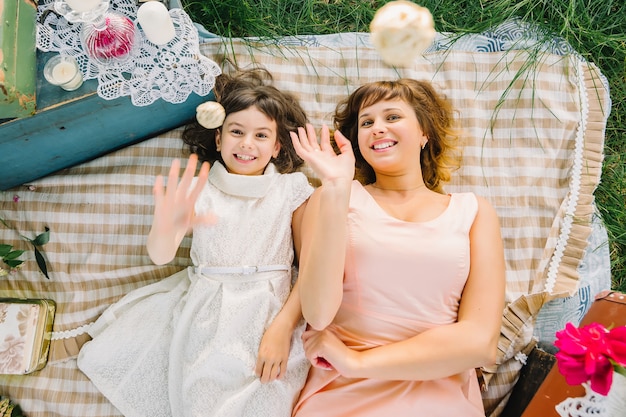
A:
194 265 290 275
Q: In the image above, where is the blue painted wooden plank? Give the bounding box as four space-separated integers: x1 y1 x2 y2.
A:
0 51 213 190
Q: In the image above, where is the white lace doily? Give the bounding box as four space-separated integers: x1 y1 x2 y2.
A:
555 376 626 417
556 384 607 417
36 0 221 106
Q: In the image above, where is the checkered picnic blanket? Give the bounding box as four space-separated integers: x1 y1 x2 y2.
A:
0 23 610 417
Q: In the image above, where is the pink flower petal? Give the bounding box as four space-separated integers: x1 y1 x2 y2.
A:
557 366 589 385
607 326 626 364
589 362 613 395
557 338 588 355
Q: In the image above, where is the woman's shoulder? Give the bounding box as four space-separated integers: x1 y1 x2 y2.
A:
450 191 491 204
443 192 478 220
450 192 500 224
449 192 477 204
452 192 496 211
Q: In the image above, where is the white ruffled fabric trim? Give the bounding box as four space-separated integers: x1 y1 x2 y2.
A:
544 59 587 294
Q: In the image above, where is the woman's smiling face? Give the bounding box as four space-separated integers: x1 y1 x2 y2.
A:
357 98 427 170
216 106 281 176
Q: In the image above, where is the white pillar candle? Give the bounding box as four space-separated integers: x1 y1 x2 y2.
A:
43 55 84 91
64 0 102 13
137 1 176 45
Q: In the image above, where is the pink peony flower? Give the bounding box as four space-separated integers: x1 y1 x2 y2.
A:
606 326 626 366
555 322 626 396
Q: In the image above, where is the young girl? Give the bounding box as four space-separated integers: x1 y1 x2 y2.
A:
290 79 506 416
77 68 314 417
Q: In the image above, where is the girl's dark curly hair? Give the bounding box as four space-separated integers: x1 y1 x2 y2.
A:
182 68 308 174
333 79 461 194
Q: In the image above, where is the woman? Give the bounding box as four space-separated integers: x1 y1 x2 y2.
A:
289 79 506 416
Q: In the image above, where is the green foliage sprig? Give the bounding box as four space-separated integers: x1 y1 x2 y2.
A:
0 244 26 273
20 227 51 279
0 217 50 279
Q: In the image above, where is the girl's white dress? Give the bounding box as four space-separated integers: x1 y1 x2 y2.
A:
77 162 313 417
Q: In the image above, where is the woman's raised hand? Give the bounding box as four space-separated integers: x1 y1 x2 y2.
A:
290 124 355 186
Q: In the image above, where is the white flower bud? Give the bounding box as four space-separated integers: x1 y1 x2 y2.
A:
370 1 436 67
196 101 226 129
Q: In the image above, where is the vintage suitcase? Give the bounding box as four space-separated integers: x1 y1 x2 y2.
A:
520 290 626 417
0 298 55 375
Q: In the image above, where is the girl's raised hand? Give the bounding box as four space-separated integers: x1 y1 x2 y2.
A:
152 154 212 233
290 123 355 186
148 154 214 265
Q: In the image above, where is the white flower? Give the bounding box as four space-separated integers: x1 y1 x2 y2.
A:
370 1 436 67
196 101 226 129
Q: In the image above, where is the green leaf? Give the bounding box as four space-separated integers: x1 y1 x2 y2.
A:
34 248 49 279
614 364 626 379
4 259 24 268
12 402 24 417
0 244 12 257
32 227 50 246
4 250 25 260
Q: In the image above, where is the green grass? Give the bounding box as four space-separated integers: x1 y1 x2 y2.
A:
181 0 626 293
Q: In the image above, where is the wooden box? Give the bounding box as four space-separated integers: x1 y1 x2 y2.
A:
0 298 55 375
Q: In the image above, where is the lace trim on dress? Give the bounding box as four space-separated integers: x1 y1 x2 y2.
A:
209 162 278 198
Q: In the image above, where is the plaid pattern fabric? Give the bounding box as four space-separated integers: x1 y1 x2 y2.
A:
0 34 608 416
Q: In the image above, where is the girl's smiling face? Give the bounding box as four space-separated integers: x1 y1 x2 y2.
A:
216 106 281 176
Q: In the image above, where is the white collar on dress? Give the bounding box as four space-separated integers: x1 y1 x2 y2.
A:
208 161 278 198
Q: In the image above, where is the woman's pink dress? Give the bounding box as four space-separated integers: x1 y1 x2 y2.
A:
293 182 485 417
